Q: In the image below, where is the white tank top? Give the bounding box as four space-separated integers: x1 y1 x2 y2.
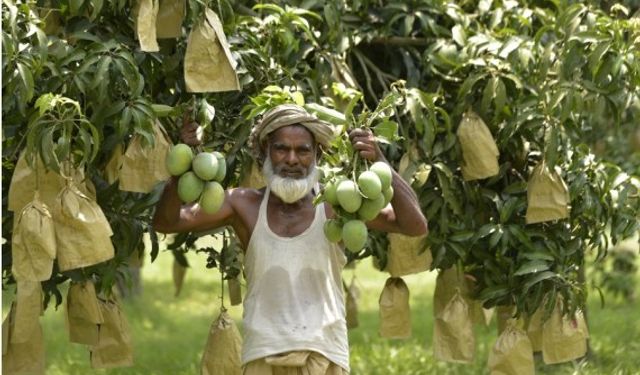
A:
242 187 349 371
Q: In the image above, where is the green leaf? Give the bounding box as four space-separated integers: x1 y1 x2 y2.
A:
16 62 34 102
514 260 550 276
450 231 475 242
522 271 557 291
373 120 399 144
91 56 112 89
478 285 510 303
451 25 466 46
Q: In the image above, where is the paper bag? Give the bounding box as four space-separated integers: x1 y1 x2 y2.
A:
2 303 45 375
457 110 500 181
200 310 243 375
526 161 570 224
55 181 115 271
156 0 185 38
12 281 43 344
135 0 159 52
228 276 242 306
8 152 86 212
526 306 544 352
119 122 172 193
433 266 467 316
90 299 134 369
11 193 56 281
184 8 240 93
433 290 475 363
379 277 411 339
488 324 535 375
385 232 431 277
345 277 360 329
542 299 587 364
66 281 104 345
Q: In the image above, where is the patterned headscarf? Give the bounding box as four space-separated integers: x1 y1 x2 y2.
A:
249 104 335 164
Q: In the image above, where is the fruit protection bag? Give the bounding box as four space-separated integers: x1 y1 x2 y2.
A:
200 309 243 375
135 0 159 52
378 277 411 339
385 232 431 277
90 299 134 369
487 324 535 375
11 192 56 281
433 289 475 363
344 277 360 330
156 0 185 38
55 179 115 271
228 276 243 306
456 111 500 181
542 298 588 364
184 8 240 93
66 281 104 345
2 302 45 375
525 161 570 224
119 122 172 193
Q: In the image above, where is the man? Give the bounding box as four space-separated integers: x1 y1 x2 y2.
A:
153 104 428 374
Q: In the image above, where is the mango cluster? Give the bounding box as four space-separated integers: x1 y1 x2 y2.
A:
322 161 394 252
165 144 226 214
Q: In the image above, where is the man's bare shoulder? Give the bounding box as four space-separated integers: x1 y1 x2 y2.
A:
227 187 266 208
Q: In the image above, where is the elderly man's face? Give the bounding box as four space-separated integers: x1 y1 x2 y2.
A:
267 125 317 178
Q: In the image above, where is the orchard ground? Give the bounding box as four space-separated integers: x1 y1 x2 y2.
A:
2 235 639 375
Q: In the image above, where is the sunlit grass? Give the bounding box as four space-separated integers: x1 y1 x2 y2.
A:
2 236 639 374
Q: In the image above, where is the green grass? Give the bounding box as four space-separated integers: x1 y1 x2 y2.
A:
2 237 639 375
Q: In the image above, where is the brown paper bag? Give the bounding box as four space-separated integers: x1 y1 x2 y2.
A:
379 277 411 339
456 110 500 181
8 152 86 212
433 266 467 316
228 276 242 306
156 0 185 38
526 306 544 352
496 305 517 336
2 303 45 375
11 193 56 281
345 277 360 329
488 324 535 375
526 161 570 224
173 259 187 297
200 310 243 375
90 299 134 369
433 289 475 363
135 0 159 52
119 122 172 193
12 281 43 344
542 299 588 364
104 144 125 185
470 300 494 326
66 281 104 345
55 181 115 271
239 161 266 189
385 232 431 277
184 8 240 93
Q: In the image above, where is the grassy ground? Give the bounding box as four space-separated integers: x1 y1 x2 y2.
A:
2 237 639 375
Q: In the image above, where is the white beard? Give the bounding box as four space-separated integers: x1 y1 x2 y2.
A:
262 158 318 204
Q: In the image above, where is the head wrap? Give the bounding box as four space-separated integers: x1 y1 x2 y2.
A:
249 104 335 164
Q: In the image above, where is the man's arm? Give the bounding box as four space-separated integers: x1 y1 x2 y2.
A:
349 128 428 236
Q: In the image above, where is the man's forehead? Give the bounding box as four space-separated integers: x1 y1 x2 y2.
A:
268 125 316 145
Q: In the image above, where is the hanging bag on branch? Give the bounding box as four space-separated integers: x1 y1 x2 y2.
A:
66 281 104 345
526 306 544 352
90 298 134 369
379 277 411 339
525 160 570 224
8 152 86 213
156 0 185 38
119 122 172 193
433 289 475 363
104 144 125 185
2 302 45 375
55 178 115 271
344 276 360 329
385 232 431 277
433 266 468 316
200 309 243 375
11 192 56 281
487 323 535 375
135 0 160 52
542 298 588 364
184 8 240 93
12 281 43 344
456 110 500 181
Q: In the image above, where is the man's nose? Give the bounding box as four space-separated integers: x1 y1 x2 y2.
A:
285 150 299 165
